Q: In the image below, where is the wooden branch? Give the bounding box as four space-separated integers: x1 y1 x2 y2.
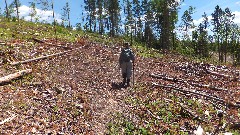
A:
150 73 228 91
32 37 44 43
152 82 240 108
150 73 176 81
0 114 16 125
147 109 162 120
154 82 224 102
229 122 240 130
43 42 72 49
175 62 239 81
0 69 32 85
207 69 239 81
10 51 68 65
0 42 6 45
10 46 83 66
32 38 72 49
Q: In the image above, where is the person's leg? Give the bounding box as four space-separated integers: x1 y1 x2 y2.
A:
121 62 127 86
122 73 127 85
126 62 133 87
126 78 130 86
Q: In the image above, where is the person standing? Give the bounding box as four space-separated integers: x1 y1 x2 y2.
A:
119 42 135 87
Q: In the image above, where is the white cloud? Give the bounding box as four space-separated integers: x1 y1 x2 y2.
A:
18 5 30 16
233 11 240 25
180 1 187 7
193 18 203 26
18 5 61 24
236 1 240 6
193 15 213 26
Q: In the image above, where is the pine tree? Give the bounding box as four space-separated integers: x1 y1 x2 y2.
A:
37 0 51 23
4 0 9 20
83 0 90 31
142 0 155 47
0 7 2 17
29 1 37 22
153 0 182 49
84 0 97 32
180 6 195 39
14 0 20 23
38 0 50 11
133 0 142 38
197 24 208 57
61 2 71 28
211 5 224 62
7 0 21 21
96 0 104 34
222 8 234 63
106 0 120 37
124 0 133 37
195 12 209 57
50 0 57 41
230 24 239 63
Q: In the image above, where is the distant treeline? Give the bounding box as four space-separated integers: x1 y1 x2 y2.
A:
1 0 240 64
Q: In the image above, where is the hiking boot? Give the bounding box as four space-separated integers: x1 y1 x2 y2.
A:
122 77 126 86
126 79 130 87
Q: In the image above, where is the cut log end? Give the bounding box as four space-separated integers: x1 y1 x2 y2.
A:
0 69 32 85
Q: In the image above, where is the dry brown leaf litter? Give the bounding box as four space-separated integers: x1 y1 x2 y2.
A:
0 38 239 134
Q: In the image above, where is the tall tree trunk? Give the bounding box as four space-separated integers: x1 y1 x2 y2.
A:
68 8 70 28
15 0 19 24
217 35 221 62
172 32 175 50
219 39 224 63
162 2 170 49
51 0 57 41
238 40 240 64
4 0 9 21
224 41 227 63
110 14 114 37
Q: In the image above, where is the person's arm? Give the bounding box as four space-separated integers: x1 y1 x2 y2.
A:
119 50 123 67
130 49 135 62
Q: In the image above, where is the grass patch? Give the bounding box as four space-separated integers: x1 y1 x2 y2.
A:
106 112 153 135
134 45 163 58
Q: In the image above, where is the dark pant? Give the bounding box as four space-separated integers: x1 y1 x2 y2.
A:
122 73 130 86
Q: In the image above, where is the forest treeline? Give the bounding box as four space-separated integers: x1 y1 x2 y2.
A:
1 0 240 64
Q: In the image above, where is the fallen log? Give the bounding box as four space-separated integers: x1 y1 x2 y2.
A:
43 42 72 49
10 51 69 65
32 37 44 43
32 38 72 49
150 73 228 91
10 46 83 66
0 114 16 125
0 42 6 45
175 62 239 81
229 122 240 130
0 69 32 85
206 69 239 81
147 109 162 120
152 82 240 108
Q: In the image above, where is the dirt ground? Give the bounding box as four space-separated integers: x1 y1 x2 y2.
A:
0 39 239 134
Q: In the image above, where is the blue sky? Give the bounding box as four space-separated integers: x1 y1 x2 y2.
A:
180 0 240 25
1 0 240 29
0 0 84 25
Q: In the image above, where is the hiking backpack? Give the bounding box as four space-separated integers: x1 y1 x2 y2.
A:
121 49 132 62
